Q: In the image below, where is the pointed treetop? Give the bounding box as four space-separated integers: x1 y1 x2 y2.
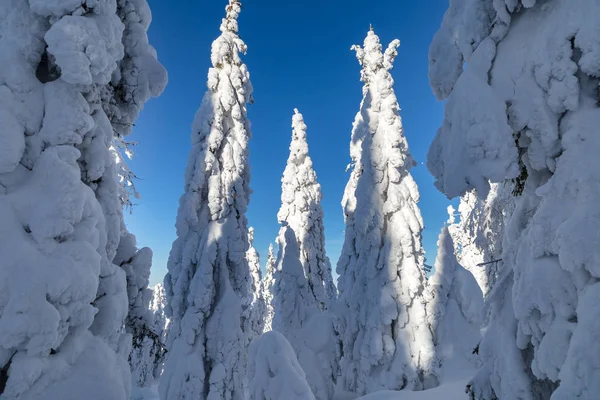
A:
222 0 242 33
211 0 247 68
291 108 308 143
248 226 255 245
351 28 400 86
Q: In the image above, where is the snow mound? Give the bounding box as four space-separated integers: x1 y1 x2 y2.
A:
247 331 316 400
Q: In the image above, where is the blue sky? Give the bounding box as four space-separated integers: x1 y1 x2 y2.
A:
126 0 453 286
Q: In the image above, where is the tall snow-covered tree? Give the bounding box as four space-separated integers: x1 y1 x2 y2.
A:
0 0 164 398
336 27 437 395
262 243 277 333
160 1 254 399
277 109 336 310
274 109 339 398
428 1 600 398
245 227 266 341
247 331 315 400
425 225 483 380
273 226 338 400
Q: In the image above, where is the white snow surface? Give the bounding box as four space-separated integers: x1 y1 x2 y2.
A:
0 0 164 398
160 1 253 399
429 0 600 399
247 331 315 400
336 28 437 396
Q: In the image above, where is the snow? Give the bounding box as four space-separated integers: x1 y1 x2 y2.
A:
429 0 600 398
160 1 253 399
336 28 437 396
45 14 124 86
247 331 315 400
357 378 470 400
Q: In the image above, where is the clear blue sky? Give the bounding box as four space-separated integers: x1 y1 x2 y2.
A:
126 0 454 286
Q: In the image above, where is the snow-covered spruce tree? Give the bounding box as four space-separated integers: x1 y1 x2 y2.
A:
277 109 336 310
336 28 437 395
429 1 600 398
447 182 515 296
160 1 254 399
247 331 315 400
0 0 164 398
273 226 338 400
114 233 166 388
149 283 170 379
425 225 483 379
262 244 277 333
245 227 266 341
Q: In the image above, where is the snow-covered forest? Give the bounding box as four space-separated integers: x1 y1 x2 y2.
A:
0 0 598 399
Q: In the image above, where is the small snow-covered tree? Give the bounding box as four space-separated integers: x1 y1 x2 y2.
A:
447 182 514 296
149 283 170 379
336 27 437 395
273 226 338 400
262 244 276 333
247 331 315 400
245 227 266 341
273 226 314 352
277 109 336 310
114 232 165 388
428 1 600 398
160 1 254 399
0 0 164 398
426 225 483 379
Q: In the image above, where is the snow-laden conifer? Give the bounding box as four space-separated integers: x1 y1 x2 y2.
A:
247 331 315 400
245 227 266 341
160 1 254 399
447 183 514 296
0 0 164 398
274 109 339 398
428 1 600 398
262 244 276 333
277 109 336 310
426 225 483 380
336 28 437 395
115 232 165 388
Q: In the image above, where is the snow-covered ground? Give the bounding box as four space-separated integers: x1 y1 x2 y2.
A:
358 379 469 400
131 385 159 400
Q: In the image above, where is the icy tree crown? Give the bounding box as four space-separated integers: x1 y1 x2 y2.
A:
352 28 400 92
